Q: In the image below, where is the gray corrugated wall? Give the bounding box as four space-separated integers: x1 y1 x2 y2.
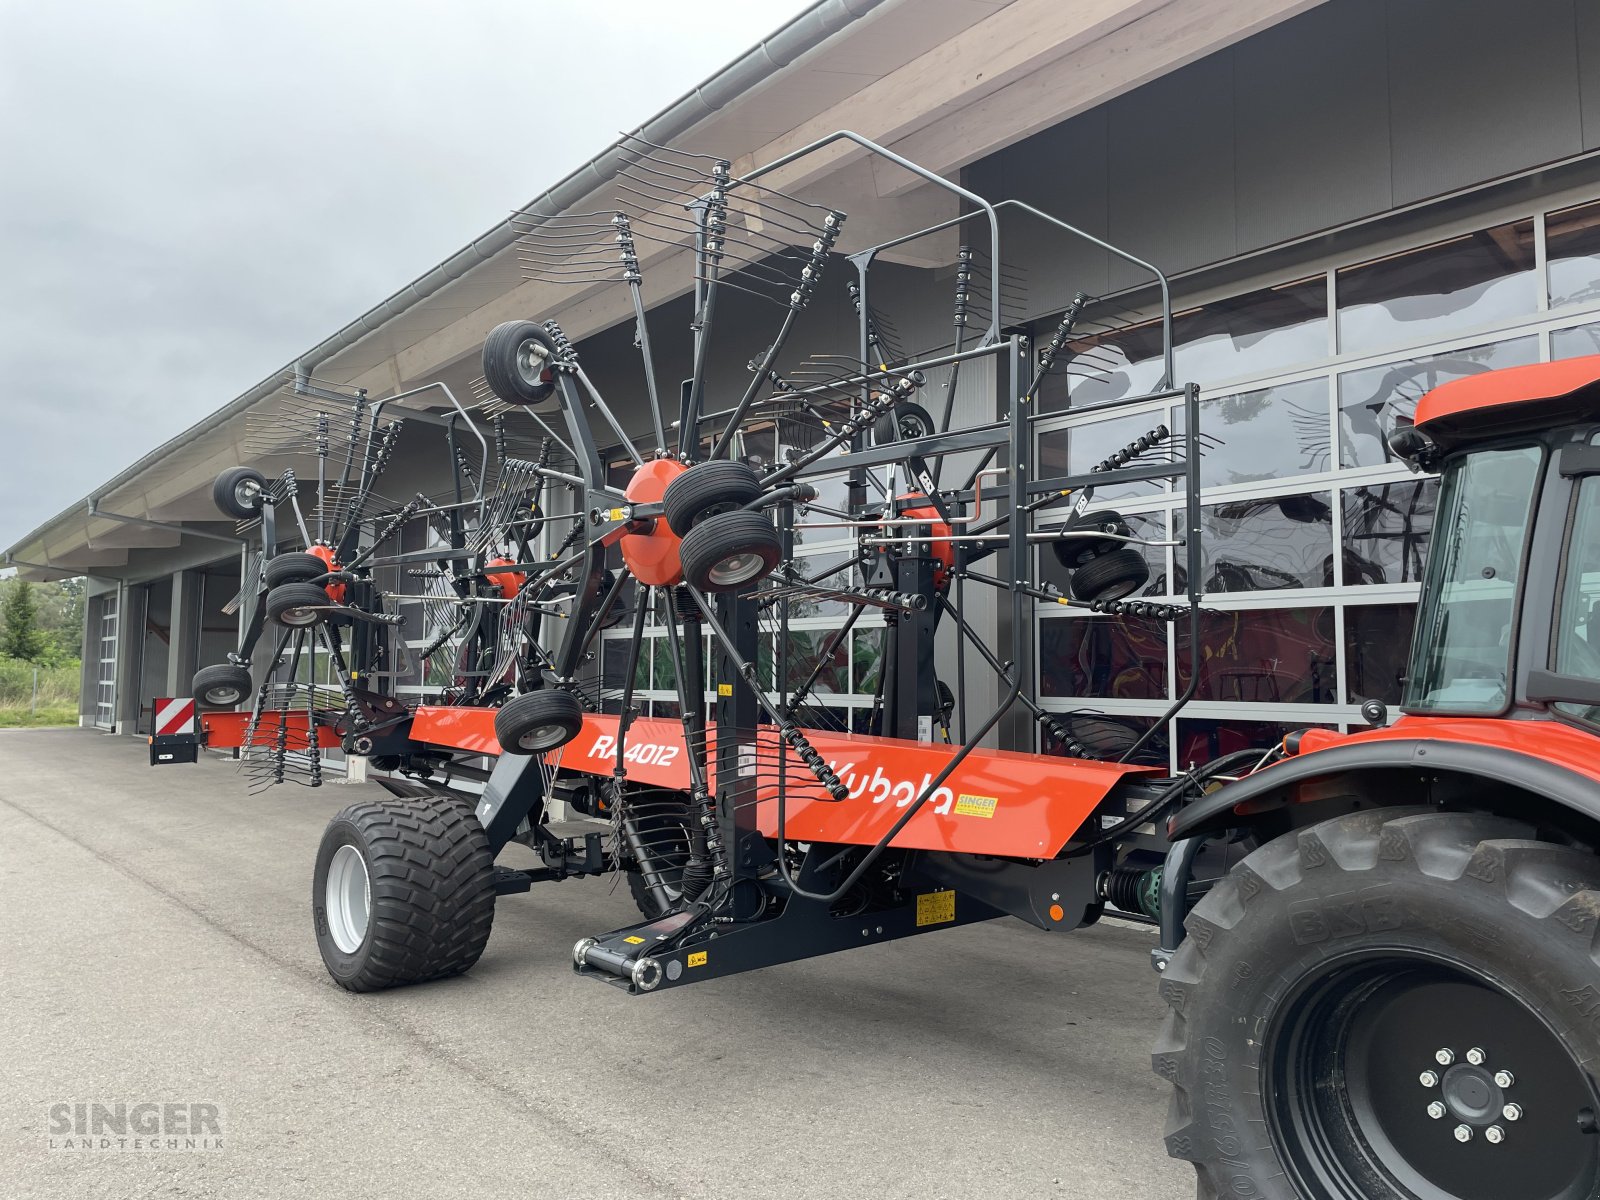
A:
968 0 1600 308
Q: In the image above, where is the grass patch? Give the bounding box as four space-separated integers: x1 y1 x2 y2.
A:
0 705 78 728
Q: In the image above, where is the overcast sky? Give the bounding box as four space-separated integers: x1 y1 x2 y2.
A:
0 0 811 548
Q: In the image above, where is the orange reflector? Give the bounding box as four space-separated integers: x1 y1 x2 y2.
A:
1048 903 1065 923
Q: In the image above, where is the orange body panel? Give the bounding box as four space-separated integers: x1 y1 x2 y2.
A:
309 544 347 604
1291 715 1600 786
898 493 954 588
1415 354 1600 433
200 710 322 749
618 458 686 587
407 706 1153 856
484 555 526 597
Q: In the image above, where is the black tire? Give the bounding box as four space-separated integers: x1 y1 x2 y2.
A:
266 581 332 627
481 320 560 409
494 689 584 755
680 510 781 592
263 551 327 588
1069 546 1149 601
1155 809 1600 1200
872 401 935 445
1051 508 1129 569
624 797 694 919
661 461 765 535
193 663 253 709
213 466 267 520
1062 713 1139 758
312 793 495 993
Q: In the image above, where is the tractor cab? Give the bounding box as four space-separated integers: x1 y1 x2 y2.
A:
1392 354 1600 726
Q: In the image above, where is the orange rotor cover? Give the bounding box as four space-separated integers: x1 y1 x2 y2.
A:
485 556 526 597
308 543 346 604
618 458 687 587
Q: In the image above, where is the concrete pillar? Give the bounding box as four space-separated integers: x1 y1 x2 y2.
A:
114 582 143 735
166 569 202 697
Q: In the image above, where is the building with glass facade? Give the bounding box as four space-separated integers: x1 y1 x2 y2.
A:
14 0 1600 777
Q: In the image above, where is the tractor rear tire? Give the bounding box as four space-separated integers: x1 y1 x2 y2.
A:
213 467 267 520
263 552 327 588
313 793 496 993
680 510 781 592
1155 809 1600 1200
1069 546 1149 601
494 689 584 754
661 461 765 535
193 663 253 709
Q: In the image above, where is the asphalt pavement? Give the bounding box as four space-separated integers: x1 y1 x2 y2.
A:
0 728 1192 1199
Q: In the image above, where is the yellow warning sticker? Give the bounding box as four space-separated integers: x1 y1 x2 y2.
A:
687 951 708 968
608 507 626 521
717 683 733 696
623 935 645 945
954 793 998 819
916 891 956 927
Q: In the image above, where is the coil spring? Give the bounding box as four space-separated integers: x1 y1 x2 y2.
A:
780 724 848 801
1084 597 1187 622
542 319 577 365
1038 712 1098 761
1091 424 1171 475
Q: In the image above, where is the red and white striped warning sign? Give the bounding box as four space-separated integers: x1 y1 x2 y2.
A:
154 697 196 737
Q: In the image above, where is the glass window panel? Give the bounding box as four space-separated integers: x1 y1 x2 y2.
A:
1175 719 1338 768
852 629 884 695
1045 277 1327 412
1039 614 1169 699
1196 493 1335 593
1337 336 1539 468
651 700 681 720
1336 220 1536 355
1198 379 1332 487
1177 608 1337 704
1341 479 1436 586
1345 603 1416 704
1404 445 1542 714
1043 713 1167 768
781 551 852 617
786 630 847 695
1552 321 1600 361
1546 200 1600 309
1039 510 1169 598
1551 473 1600 727
650 637 676 692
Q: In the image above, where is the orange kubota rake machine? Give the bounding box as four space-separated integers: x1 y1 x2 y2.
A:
158 131 1600 1199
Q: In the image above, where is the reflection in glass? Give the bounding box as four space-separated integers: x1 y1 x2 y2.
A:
1337 336 1538 468
1049 277 1328 411
786 630 846 695
1039 614 1168 700
1199 379 1331 487
1547 200 1600 309
1044 713 1167 768
1340 480 1436 586
1196 494 1335 592
1176 719 1338 767
852 630 883 696
1552 322 1600 361
1336 220 1536 355
1177 608 1337 704
1345 603 1416 704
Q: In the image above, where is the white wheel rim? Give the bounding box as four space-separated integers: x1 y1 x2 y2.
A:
518 723 565 751
234 479 260 507
283 606 318 626
208 685 242 705
325 844 371 954
710 551 765 586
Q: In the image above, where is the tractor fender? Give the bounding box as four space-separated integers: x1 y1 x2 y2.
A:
1170 735 1600 841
